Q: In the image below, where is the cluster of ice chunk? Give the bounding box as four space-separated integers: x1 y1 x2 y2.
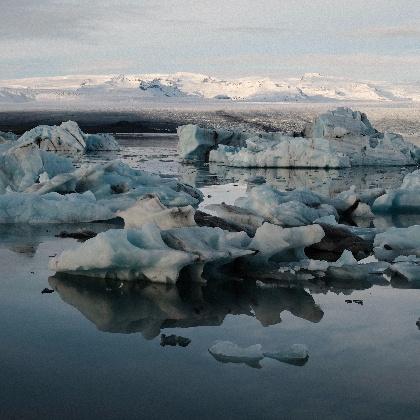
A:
178 107 419 168
49 208 325 283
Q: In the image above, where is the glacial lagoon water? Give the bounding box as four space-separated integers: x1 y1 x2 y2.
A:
0 134 419 419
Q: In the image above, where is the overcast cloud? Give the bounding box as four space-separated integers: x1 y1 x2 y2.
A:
0 0 419 81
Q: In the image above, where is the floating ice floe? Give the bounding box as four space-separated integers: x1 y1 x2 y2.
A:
208 341 309 368
374 225 420 261
9 121 119 154
372 170 420 214
234 185 337 227
50 217 325 283
179 107 419 168
390 256 420 282
0 155 203 223
0 191 114 223
209 136 351 168
49 224 198 283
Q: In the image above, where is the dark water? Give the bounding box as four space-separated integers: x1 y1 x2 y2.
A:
0 135 419 419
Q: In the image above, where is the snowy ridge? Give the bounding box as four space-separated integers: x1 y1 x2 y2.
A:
1 72 419 104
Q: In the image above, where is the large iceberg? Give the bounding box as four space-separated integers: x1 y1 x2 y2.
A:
9 121 119 154
209 136 351 168
50 219 325 283
180 107 419 168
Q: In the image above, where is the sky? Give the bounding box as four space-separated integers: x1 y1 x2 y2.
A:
0 0 419 81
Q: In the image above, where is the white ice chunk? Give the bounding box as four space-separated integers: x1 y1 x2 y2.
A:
117 194 196 229
372 169 420 214
235 185 337 227
374 225 420 261
0 191 113 223
210 135 351 168
49 224 197 283
248 223 325 262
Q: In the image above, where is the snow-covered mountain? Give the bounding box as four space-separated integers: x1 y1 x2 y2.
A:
1 72 419 105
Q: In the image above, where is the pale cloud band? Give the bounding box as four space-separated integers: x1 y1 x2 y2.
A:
1 0 419 81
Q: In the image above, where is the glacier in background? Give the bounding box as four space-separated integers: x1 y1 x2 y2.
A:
1 72 420 106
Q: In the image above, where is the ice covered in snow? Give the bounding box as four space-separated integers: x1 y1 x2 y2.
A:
2 72 420 105
10 121 119 154
187 107 419 168
374 225 420 261
372 170 420 214
117 194 196 229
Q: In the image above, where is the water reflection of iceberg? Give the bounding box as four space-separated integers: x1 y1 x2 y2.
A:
49 275 324 339
207 164 410 195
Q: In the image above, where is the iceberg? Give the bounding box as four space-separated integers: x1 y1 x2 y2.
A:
374 225 420 261
50 220 326 283
49 224 197 283
234 185 337 227
0 156 203 223
209 136 351 168
177 124 249 162
0 147 74 193
117 194 196 229
0 191 114 224
248 223 325 263
372 170 420 214
390 256 420 282
10 121 119 154
182 107 419 168
26 160 203 208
